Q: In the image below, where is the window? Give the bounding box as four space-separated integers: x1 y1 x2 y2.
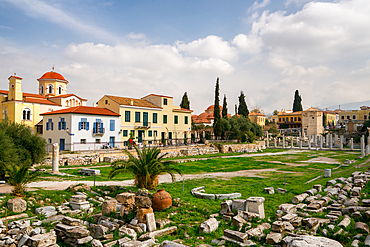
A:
163 98 168 105
80 139 86 144
282 117 285 122
154 130 157 137
153 113 158 123
48 138 52 144
125 111 130 122
40 85 44 94
365 115 368 120
312 117 314 119
163 115 167 124
169 132 172 139
22 108 31 120
58 85 63 94
58 118 66 130
95 139 101 143
130 130 135 137
2 107 7 119
148 130 153 137
185 116 188 124
110 120 115 131
341 116 344 120
79 118 89 130
135 112 140 122
174 115 178 124
290 117 293 122
47 84 54 94
298 117 301 121
347 115 350 120
294 117 297 121
353 115 356 120
46 119 53 130
105 100 108 104
278 118 281 122
93 119 104 134
123 130 128 137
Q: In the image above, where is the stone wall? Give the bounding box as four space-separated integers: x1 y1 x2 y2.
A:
220 141 266 153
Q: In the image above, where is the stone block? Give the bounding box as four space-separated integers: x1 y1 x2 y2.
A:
35 206 57 218
138 226 177 241
292 193 308 204
283 235 343 247
27 231 57 247
136 207 153 223
278 204 296 214
7 198 27 213
354 222 369 234
89 223 108 239
116 193 136 205
313 184 322 192
135 196 152 208
264 187 274 194
62 216 81 226
119 226 137 240
220 200 232 215
223 229 248 243
232 199 247 211
102 199 117 216
69 201 90 210
146 213 156 232
199 218 219 234
266 232 282 245
70 194 87 203
246 197 265 219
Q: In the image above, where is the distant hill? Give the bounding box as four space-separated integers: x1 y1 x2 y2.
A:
325 100 370 111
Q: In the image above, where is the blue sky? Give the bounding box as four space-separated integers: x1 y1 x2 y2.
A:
0 0 369 114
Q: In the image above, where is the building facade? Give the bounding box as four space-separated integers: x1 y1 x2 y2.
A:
248 112 266 129
97 94 192 146
302 107 323 137
338 106 370 126
277 110 302 129
0 70 86 133
41 106 120 151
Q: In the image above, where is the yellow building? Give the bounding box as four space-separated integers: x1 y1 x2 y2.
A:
248 112 266 129
97 94 192 146
322 109 337 127
277 110 302 129
0 70 87 134
338 106 370 125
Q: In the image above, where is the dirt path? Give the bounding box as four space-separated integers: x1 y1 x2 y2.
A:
18 168 294 191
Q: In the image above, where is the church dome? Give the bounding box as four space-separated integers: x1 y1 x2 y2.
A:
38 71 68 83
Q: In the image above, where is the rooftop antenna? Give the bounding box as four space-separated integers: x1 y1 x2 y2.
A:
52 66 54 72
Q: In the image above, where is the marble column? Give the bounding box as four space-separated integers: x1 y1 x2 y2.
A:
283 135 285 148
340 135 343 150
52 143 59 174
361 135 365 156
350 138 354 150
274 138 277 148
308 136 311 150
329 134 333 149
320 136 323 150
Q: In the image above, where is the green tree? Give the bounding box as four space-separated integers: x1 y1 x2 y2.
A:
213 78 222 139
273 110 279 115
292 90 303 112
108 146 182 190
238 91 249 117
180 92 190 110
0 119 46 180
222 94 228 119
323 113 327 127
235 104 238 115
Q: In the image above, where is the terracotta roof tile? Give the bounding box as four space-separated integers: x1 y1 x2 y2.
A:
142 94 173 99
24 98 61 106
41 106 119 116
173 108 193 113
48 94 87 101
8 75 23 80
107 95 161 109
38 71 68 83
249 112 266 116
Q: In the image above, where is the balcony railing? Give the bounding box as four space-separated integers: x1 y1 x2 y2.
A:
93 128 105 136
134 122 151 129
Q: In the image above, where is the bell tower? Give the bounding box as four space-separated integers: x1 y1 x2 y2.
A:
8 74 23 101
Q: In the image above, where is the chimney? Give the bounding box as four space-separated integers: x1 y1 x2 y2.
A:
130 99 133 106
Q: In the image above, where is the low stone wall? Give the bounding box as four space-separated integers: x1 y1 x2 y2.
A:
191 186 241 200
220 141 266 153
38 144 218 167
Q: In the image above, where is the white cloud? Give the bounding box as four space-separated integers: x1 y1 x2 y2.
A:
249 0 271 12
176 35 238 61
232 34 262 54
4 0 119 43
285 0 311 7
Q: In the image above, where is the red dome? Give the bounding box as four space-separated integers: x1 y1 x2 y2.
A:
38 71 68 82
205 105 222 112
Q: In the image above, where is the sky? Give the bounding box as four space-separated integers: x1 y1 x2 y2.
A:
0 0 369 115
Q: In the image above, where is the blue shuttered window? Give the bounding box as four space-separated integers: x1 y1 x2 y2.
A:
46 119 53 131
58 118 66 130
79 118 89 130
110 120 115 131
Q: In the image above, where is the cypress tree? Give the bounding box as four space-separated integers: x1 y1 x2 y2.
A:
238 91 249 118
213 78 222 139
222 94 228 119
292 90 303 112
180 92 190 110
235 104 238 115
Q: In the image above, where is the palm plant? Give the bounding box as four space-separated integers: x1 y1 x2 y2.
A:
108 146 182 190
1 160 40 197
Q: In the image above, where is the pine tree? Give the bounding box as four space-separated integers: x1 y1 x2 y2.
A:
222 94 228 119
292 90 303 112
213 78 222 139
238 91 249 118
235 104 238 115
180 92 190 110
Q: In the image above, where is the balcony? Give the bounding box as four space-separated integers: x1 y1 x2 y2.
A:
93 128 105 136
134 122 151 129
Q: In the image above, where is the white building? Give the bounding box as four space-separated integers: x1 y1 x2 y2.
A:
41 106 121 151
